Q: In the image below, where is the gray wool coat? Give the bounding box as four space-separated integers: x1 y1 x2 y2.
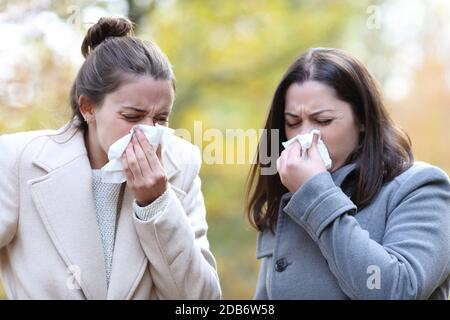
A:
254 161 450 300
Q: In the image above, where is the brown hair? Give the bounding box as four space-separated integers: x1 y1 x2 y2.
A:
69 17 175 132
246 48 414 232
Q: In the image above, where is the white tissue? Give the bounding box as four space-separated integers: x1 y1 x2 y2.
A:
100 124 174 183
281 129 332 169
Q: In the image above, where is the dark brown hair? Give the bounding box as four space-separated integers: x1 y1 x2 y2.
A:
69 17 175 132
246 48 414 232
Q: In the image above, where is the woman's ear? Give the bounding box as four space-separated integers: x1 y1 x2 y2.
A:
79 95 96 123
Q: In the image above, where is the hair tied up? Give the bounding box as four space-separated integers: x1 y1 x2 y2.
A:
81 17 134 58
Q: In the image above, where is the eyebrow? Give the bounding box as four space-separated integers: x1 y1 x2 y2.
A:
121 106 147 112
284 109 334 118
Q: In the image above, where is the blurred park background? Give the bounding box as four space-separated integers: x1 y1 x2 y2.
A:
0 0 449 299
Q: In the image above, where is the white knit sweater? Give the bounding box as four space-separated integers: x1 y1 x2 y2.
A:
91 169 169 286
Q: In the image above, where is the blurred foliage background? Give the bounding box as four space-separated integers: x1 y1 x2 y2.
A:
0 0 449 299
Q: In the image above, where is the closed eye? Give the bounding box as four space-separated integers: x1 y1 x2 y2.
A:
286 119 332 128
155 118 169 123
316 119 332 125
122 115 142 122
286 122 301 128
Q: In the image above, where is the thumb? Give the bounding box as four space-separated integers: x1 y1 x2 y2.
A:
308 132 321 159
156 144 162 161
312 131 320 145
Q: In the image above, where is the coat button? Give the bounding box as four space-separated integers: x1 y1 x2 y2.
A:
275 258 288 272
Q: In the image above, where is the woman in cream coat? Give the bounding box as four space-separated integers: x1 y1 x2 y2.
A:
0 17 221 300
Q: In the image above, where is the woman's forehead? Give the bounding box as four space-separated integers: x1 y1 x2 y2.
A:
284 81 348 115
104 77 174 110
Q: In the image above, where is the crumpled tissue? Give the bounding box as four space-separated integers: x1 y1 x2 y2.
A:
100 124 174 183
281 129 332 169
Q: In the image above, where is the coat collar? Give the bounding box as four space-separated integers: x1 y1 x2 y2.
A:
330 162 357 187
29 118 181 299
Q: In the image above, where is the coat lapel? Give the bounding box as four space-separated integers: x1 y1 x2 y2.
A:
29 120 108 299
106 141 182 299
330 162 357 187
106 186 147 299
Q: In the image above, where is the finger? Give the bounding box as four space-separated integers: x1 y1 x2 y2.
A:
125 139 142 180
121 152 134 183
306 131 321 159
132 134 153 179
312 131 320 145
135 129 163 171
156 144 162 161
134 129 153 168
147 144 164 173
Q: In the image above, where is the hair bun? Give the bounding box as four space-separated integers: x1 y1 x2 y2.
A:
81 17 134 58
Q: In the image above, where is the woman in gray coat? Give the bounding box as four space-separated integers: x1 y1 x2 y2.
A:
246 48 450 300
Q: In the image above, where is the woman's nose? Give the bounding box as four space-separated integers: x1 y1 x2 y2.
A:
297 123 317 136
141 117 155 126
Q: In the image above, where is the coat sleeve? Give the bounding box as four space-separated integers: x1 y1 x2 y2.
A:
283 166 450 300
132 145 221 300
0 134 20 249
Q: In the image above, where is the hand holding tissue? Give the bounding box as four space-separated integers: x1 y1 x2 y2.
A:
101 124 174 183
282 129 332 169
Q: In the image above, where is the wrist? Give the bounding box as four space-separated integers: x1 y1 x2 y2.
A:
135 185 168 207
